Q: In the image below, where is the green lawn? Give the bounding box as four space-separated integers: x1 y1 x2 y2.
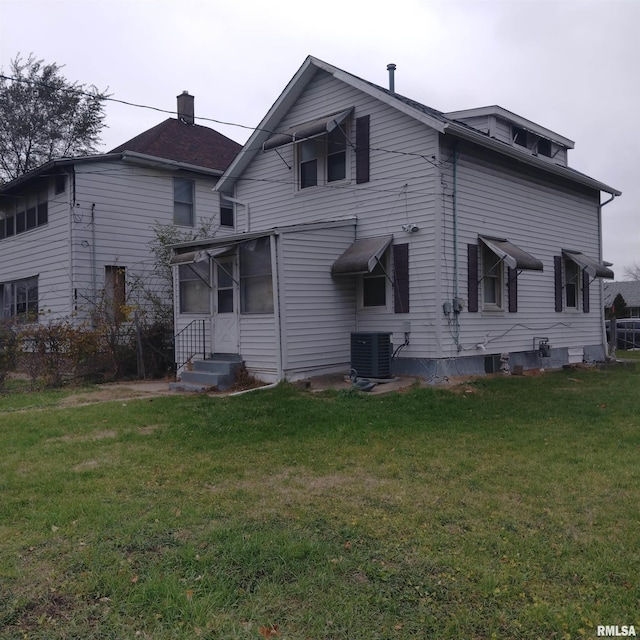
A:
1 364 639 639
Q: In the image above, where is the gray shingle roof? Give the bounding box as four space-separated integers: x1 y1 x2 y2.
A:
603 281 640 307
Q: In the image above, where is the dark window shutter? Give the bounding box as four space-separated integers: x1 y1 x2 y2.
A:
355 115 370 184
554 256 563 312
582 270 590 313
468 244 479 312
393 243 409 313
508 267 518 313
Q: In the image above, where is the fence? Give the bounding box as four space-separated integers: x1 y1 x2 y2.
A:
607 320 640 350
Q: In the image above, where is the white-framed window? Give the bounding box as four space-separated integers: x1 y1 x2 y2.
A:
179 262 210 314
174 178 194 226
297 125 348 190
564 257 581 309
481 243 503 310
1 276 38 322
359 253 390 310
240 237 273 314
0 188 48 241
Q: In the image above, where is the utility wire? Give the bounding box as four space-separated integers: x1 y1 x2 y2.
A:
0 73 450 166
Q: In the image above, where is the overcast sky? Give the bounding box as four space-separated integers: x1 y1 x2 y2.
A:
2 0 638 275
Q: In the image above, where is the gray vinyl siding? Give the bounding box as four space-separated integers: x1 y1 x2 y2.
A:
235 69 440 238
438 138 604 357
233 70 442 369
72 161 218 320
0 179 71 319
452 115 490 134
239 315 277 380
278 225 356 378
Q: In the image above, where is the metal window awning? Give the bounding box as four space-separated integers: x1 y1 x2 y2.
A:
480 236 543 271
563 249 614 279
169 250 209 266
263 107 353 151
331 236 393 276
169 245 236 266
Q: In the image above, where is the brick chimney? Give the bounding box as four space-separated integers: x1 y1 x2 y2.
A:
177 91 194 124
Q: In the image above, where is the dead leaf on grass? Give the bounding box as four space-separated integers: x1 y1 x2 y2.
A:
259 625 281 638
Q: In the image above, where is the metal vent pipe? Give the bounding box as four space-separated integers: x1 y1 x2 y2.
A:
387 63 396 93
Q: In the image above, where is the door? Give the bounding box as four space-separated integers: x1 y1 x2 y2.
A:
213 257 239 354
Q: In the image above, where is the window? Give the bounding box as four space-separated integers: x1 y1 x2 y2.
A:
297 125 348 189
54 174 66 194
174 178 194 226
179 261 210 313
481 243 503 310
513 126 528 147
326 127 347 182
240 237 273 314
105 266 126 323
363 261 387 307
564 257 581 309
1 276 38 322
0 188 49 241
216 259 234 313
220 203 234 228
537 138 552 157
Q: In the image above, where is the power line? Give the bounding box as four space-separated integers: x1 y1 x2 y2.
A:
0 72 450 167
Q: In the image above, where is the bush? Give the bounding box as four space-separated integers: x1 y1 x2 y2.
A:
0 323 19 390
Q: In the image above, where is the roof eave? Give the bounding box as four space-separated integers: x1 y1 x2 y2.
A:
0 154 123 194
120 151 223 176
444 122 621 196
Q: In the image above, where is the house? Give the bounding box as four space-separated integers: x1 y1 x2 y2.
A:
604 281 640 317
0 92 241 326
170 56 620 386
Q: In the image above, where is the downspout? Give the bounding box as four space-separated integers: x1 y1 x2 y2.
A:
91 203 97 311
598 192 617 355
270 233 285 381
68 168 75 321
220 194 251 233
452 142 461 351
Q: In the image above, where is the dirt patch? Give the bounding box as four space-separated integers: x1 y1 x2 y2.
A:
72 459 100 471
52 429 117 443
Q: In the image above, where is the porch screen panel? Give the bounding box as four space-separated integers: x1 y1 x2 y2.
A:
240 237 274 314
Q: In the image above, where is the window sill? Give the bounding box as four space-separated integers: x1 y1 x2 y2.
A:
294 179 352 195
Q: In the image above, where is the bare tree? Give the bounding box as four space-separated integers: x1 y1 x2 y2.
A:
0 53 108 182
623 262 640 281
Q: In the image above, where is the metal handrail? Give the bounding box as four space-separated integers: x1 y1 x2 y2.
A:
174 319 206 370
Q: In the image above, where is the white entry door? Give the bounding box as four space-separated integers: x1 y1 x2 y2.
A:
213 257 239 354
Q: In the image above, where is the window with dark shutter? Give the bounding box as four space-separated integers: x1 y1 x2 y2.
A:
554 256 563 312
582 270 590 313
468 244 479 312
507 267 518 312
355 115 370 184
393 243 409 313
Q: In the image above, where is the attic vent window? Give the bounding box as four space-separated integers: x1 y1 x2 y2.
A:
537 138 552 157
513 126 528 147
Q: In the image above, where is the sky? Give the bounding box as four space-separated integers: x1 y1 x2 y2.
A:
1 0 638 275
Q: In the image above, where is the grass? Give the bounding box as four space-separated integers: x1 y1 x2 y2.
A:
1 363 639 639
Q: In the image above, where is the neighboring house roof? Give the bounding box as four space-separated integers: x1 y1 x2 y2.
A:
109 118 241 173
0 118 242 196
603 281 640 308
216 55 620 197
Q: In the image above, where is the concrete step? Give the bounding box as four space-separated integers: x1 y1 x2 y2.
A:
176 355 243 391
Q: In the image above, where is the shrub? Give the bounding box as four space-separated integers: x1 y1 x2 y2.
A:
0 323 18 390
